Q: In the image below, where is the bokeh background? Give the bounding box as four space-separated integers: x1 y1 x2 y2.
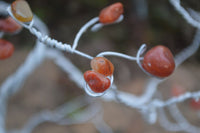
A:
1 0 200 132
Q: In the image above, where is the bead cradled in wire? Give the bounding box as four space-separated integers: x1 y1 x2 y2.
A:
91 57 114 76
99 2 124 24
84 57 114 97
11 0 33 22
142 45 175 78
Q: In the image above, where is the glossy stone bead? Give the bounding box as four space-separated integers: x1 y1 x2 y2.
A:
84 70 111 93
0 17 22 33
99 2 123 24
142 45 175 78
0 39 14 60
11 0 33 22
91 57 114 76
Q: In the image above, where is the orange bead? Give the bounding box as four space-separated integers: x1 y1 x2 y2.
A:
84 70 111 93
99 2 124 24
91 57 114 76
11 0 33 22
0 17 22 33
142 45 175 78
0 39 14 60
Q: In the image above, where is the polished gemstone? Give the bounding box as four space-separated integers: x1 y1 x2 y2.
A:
84 70 110 93
11 0 33 22
99 2 123 24
91 57 114 76
142 45 175 78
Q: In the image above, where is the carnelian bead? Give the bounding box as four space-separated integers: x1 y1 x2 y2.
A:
0 17 22 33
190 99 200 110
91 57 114 76
0 39 14 60
84 70 111 93
142 45 175 78
99 2 123 24
11 0 33 22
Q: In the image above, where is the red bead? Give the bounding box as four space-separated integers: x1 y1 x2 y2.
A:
190 99 200 110
91 57 114 76
142 45 175 78
0 39 14 60
84 70 111 93
99 2 124 24
0 17 22 33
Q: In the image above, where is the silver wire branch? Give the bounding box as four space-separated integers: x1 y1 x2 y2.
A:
174 29 200 67
168 104 200 133
72 17 99 50
7 6 148 66
158 107 182 132
8 96 103 133
0 11 49 133
7 7 127 61
157 93 200 133
102 78 163 109
91 111 114 133
149 90 200 109
170 0 200 29
91 15 124 32
136 44 152 76
7 6 94 60
0 1 9 17
97 44 144 61
188 9 200 22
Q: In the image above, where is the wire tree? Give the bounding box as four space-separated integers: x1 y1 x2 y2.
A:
0 0 200 133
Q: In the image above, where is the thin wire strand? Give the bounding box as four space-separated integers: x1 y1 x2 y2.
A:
0 7 49 133
72 17 99 50
91 15 124 32
97 51 143 60
168 104 200 133
7 6 94 60
170 0 200 29
158 107 183 132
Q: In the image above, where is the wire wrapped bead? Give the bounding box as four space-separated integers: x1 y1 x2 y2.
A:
99 2 123 24
142 45 175 78
11 0 33 22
